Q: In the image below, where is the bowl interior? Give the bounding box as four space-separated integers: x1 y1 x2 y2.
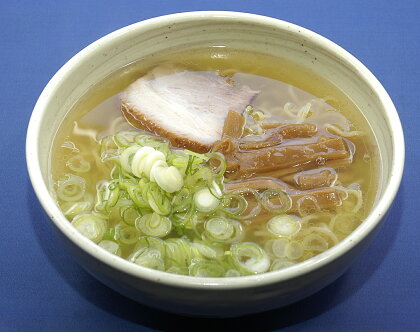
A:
27 12 404 289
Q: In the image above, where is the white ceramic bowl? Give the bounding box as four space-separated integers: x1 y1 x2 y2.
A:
26 12 404 317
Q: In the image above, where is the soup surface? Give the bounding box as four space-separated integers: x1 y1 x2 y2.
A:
50 47 379 277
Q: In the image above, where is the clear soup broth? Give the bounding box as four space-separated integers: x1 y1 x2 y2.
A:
50 47 380 277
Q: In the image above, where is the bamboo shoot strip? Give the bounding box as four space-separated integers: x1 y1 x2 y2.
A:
229 137 350 178
222 110 245 139
233 187 347 224
225 177 289 192
239 135 283 150
293 168 338 190
261 123 318 139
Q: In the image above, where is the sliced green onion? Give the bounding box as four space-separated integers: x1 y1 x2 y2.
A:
190 215 206 237
224 220 244 243
180 237 198 259
301 212 334 225
208 180 223 198
184 149 210 161
296 195 321 216
95 180 109 211
103 227 118 241
190 242 223 260
95 180 119 212
132 146 165 178
106 182 120 209
331 212 360 235
135 134 170 155
71 213 107 243
110 165 122 180
225 269 241 277
61 200 92 219
168 150 199 170
194 188 220 213
267 215 301 237
120 145 140 173
99 135 119 161
138 177 150 192
342 189 363 213
261 189 291 214
52 130 327 277
171 207 195 229
221 193 248 216
302 251 315 261
271 238 290 258
166 266 189 275
134 133 157 146
66 155 91 173
286 241 304 260
92 210 109 221
204 217 234 241
114 131 138 147
135 236 166 254
231 242 270 274
153 165 184 193
136 212 172 237
224 188 261 220
146 183 171 215
182 155 193 176
121 206 141 225
129 247 165 271
148 160 167 182
56 174 86 202
270 258 295 271
172 188 192 212
124 184 149 209
165 239 190 266
98 240 121 256
118 226 139 245
305 225 339 246
185 167 213 187
206 152 227 177
165 238 195 268
189 259 225 277
302 234 329 252
203 217 244 243
169 154 190 169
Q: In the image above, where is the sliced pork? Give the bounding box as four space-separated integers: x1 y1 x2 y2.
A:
121 67 259 152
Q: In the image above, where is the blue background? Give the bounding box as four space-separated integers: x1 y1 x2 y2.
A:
1 1 419 331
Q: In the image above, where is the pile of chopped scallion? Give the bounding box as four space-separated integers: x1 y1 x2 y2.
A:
55 130 297 277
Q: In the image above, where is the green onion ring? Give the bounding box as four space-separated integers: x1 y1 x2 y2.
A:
261 189 291 214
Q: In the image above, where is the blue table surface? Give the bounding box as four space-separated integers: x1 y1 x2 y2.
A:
1 1 419 331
